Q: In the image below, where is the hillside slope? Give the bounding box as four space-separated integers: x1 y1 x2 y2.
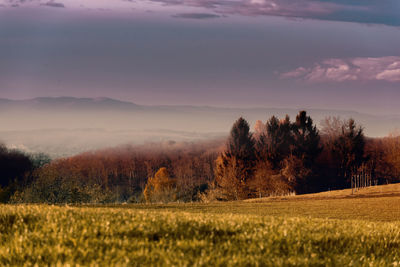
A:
125 184 400 222
246 183 400 202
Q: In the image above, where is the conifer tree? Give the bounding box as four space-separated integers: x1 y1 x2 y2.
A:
293 111 322 167
215 117 255 200
262 115 294 169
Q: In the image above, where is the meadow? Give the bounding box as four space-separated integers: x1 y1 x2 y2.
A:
1 184 400 266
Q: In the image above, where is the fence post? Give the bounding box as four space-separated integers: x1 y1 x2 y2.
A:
351 175 354 194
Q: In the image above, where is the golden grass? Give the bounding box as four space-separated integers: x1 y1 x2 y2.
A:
2 184 400 266
105 184 400 222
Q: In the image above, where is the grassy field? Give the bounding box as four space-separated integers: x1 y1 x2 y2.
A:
2 184 400 266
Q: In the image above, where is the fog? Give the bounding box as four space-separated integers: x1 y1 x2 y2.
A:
1 97 399 157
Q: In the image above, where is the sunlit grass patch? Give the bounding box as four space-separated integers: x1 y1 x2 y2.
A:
1 203 400 266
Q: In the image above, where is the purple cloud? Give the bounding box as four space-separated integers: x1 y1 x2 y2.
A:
281 56 400 83
2 0 64 8
149 0 399 26
151 0 344 16
1 0 399 26
42 1 65 8
172 12 220 19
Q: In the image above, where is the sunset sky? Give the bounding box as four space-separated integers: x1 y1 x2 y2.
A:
1 0 399 114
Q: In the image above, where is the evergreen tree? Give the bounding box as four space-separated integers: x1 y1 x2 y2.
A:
292 111 322 167
226 117 256 163
215 117 255 200
262 115 294 169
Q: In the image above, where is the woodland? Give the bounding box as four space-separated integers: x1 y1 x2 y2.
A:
1 111 400 203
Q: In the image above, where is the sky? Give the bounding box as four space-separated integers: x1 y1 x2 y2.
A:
0 0 400 115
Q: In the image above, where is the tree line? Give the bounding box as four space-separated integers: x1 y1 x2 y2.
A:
7 141 220 203
1 111 400 203
210 111 368 200
0 145 50 202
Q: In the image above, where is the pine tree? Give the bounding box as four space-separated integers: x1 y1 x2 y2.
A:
292 111 322 167
226 117 256 163
262 115 294 169
215 117 255 200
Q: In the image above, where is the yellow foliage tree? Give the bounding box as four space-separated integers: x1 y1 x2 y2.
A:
215 155 250 200
248 161 291 198
143 167 177 203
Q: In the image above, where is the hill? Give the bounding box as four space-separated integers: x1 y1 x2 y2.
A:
247 183 400 201
2 185 400 265
1 97 400 156
125 184 400 222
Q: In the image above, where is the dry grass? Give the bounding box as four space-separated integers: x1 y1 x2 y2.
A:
2 184 400 266
249 183 400 201
108 184 400 222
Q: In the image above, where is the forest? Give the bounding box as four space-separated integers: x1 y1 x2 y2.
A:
1 110 400 204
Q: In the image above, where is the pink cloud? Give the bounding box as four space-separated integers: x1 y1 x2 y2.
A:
281 56 400 83
376 69 400 82
150 0 347 17
2 0 397 27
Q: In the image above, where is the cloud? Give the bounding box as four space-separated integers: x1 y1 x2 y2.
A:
1 0 399 26
41 1 65 8
280 56 400 83
149 0 400 26
152 0 343 16
2 0 64 8
172 12 220 19
376 69 400 82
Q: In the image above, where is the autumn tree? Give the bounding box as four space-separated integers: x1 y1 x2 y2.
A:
280 154 312 193
320 116 343 143
253 120 266 141
248 160 292 198
253 112 322 194
365 138 393 184
317 116 346 189
253 116 292 197
253 115 295 195
378 133 400 182
143 167 177 203
215 117 255 200
332 119 367 187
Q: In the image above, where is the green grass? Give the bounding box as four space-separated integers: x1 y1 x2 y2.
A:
2 185 400 266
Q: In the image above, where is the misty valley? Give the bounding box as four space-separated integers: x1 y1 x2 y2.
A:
1 97 399 157
2 0 400 264
2 102 400 266
1 100 399 204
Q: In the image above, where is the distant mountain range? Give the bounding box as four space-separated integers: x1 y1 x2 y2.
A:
0 97 140 111
0 97 399 157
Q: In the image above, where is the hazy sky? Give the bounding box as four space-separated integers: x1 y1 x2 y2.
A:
1 0 400 114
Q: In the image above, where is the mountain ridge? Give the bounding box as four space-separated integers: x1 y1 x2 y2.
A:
1 96 399 156
0 96 397 119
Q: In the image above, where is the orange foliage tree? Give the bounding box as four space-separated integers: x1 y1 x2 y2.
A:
214 118 256 200
143 167 177 203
